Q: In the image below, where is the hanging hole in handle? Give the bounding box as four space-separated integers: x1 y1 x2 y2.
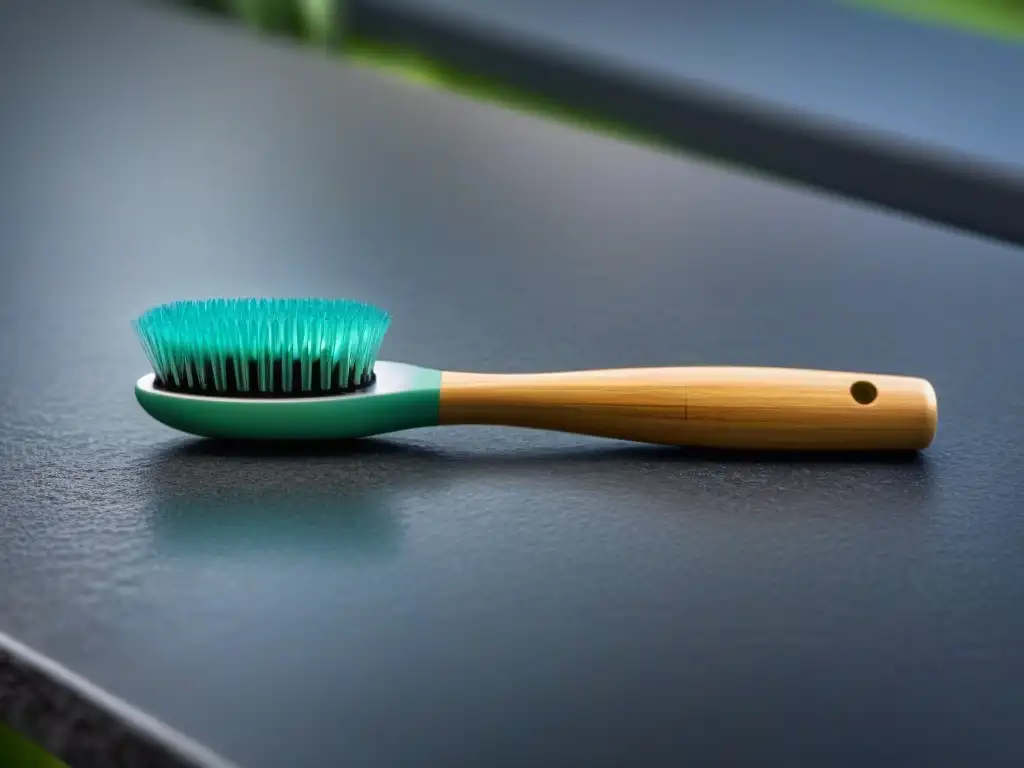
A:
850 380 878 405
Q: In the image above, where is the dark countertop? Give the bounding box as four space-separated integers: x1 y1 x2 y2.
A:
2 1 1024 766
353 0 1024 245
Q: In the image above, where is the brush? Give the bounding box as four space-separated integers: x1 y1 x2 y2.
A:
132 298 938 450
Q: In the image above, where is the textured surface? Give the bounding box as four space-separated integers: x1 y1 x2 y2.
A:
353 0 1024 244
2 1 1024 766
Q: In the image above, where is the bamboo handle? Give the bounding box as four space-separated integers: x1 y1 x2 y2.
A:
437 367 937 451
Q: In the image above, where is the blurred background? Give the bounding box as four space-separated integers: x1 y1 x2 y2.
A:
173 0 669 149
173 0 1024 148
856 0 1024 41
178 0 1024 68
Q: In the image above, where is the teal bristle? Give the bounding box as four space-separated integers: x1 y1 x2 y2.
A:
132 298 391 398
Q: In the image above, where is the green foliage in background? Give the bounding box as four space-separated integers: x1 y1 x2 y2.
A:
187 0 1024 43
182 0 337 42
345 38 671 150
0 724 69 768
853 0 1024 42
177 0 675 152
179 0 1024 162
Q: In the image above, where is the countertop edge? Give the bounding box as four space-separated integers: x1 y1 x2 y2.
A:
0 631 237 768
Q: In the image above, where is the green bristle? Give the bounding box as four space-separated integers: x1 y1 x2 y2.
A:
132 298 391 398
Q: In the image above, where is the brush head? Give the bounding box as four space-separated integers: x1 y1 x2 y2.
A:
132 298 391 398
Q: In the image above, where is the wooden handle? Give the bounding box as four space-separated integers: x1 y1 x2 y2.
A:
437 367 937 451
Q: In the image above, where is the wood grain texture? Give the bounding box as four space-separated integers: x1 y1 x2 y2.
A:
438 367 938 450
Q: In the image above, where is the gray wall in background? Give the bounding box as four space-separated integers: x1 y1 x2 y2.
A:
351 0 1024 246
